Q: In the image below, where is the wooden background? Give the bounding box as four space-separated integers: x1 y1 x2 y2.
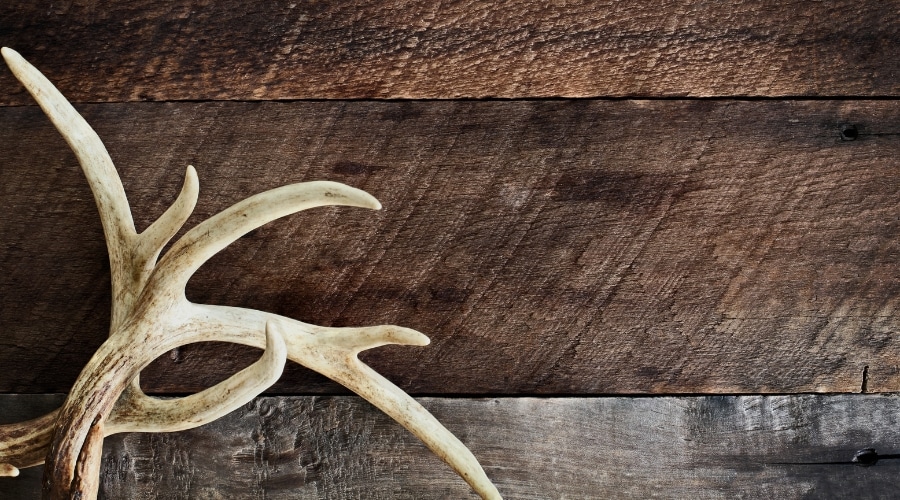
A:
0 1 897 497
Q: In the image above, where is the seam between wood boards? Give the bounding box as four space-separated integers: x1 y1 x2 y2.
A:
2 95 900 107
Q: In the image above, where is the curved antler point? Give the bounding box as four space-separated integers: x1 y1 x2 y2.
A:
398 327 430 347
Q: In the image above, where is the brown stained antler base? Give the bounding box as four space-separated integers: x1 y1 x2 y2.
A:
0 48 502 500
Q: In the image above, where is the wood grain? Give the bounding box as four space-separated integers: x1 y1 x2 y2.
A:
3 394 900 499
1 0 897 102
0 99 897 395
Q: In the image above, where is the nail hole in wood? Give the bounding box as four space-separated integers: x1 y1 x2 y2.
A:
852 448 878 466
840 124 858 141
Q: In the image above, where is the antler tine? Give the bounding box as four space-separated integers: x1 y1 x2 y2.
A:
114 164 199 327
0 48 201 328
130 166 199 286
104 181 382 435
0 408 59 472
109 322 287 434
0 48 135 289
0 464 18 477
302 329 502 500
0 48 135 239
148 180 380 299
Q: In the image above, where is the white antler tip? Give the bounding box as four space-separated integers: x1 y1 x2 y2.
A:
322 181 381 210
316 181 382 210
2 47 21 66
183 165 200 197
0 463 19 477
391 326 431 347
411 330 430 346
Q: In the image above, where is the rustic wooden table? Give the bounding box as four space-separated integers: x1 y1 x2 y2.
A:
1 1 897 498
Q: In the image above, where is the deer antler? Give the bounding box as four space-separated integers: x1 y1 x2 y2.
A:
0 48 502 499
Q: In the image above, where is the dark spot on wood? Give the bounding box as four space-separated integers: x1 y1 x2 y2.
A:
332 160 387 176
525 101 593 148
380 103 423 122
636 366 663 379
429 287 469 304
552 171 668 208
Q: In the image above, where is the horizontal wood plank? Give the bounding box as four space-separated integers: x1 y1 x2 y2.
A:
0 100 897 395
3 394 900 498
1 0 898 102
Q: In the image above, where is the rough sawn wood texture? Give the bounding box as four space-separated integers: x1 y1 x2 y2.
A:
0 0 897 102
0 99 896 395
3 394 900 499
0 1 898 498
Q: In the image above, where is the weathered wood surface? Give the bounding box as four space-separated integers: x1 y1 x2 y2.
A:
2 394 900 498
0 99 896 395
1 0 898 103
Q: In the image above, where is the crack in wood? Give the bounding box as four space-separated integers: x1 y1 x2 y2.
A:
861 365 869 393
769 449 900 467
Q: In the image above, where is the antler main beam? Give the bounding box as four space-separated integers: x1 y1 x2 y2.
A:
0 48 502 499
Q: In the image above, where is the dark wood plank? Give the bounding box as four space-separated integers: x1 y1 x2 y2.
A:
0 100 897 395
1 0 897 102
3 394 900 498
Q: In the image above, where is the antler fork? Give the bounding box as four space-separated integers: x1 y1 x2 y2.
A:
0 48 502 500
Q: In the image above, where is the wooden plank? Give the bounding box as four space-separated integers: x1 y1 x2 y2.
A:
1 0 898 102
0 100 897 395
3 394 900 498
